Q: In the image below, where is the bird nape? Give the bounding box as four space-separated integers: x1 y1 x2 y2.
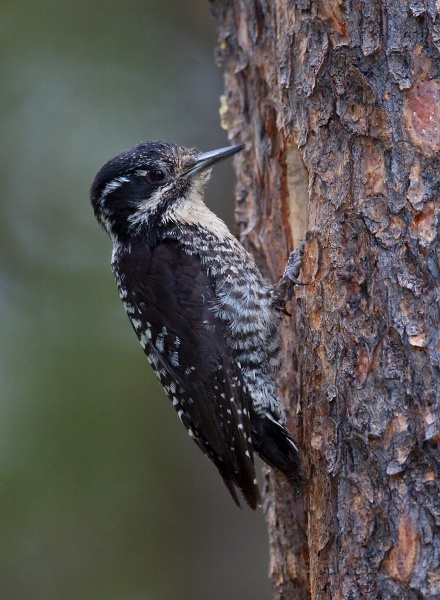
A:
90 140 303 509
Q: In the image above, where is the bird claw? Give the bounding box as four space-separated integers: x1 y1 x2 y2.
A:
274 237 307 307
283 237 306 286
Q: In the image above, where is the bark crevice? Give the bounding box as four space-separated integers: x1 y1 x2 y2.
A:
210 1 440 598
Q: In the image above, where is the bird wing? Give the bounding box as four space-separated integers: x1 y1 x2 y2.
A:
118 239 261 509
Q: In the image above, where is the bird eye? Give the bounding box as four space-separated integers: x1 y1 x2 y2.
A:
147 169 168 185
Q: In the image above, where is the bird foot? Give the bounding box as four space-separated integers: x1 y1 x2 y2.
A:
274 237 307 308
283 238 306 287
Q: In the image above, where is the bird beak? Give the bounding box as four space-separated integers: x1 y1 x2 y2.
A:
181 144 245 178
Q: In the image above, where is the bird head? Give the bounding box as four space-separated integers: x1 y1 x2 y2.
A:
90 141 244 243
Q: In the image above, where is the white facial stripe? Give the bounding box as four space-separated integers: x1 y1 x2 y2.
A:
100 176 130 203
106 170 231 237
127 184 173 226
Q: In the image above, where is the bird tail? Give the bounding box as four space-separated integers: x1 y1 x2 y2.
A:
251 411 303 488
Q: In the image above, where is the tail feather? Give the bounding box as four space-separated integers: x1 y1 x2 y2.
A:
251 411 302 488
217 463 261 510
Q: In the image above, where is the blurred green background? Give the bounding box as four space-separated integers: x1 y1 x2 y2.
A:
0 1 270 599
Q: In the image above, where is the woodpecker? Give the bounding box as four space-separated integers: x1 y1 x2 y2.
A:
90 141 304 509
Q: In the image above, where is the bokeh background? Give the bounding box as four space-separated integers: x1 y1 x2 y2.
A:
0 1 271 599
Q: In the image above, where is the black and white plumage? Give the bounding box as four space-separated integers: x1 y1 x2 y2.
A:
90 141 302 509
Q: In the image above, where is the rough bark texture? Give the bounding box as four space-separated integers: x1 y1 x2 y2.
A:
209 1 440 598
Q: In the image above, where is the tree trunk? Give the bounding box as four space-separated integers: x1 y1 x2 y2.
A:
209 1 440 598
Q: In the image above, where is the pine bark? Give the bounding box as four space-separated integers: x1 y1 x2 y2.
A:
209 1 440 598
